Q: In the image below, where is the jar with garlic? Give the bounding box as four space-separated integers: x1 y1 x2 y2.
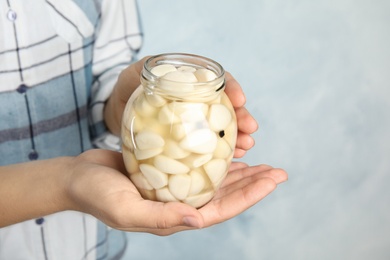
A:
121 53 237 208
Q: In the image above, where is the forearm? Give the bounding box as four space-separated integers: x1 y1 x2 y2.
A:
0 157 73 227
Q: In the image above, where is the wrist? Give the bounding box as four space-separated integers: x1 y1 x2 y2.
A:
52 156 79 212
0 156 75 227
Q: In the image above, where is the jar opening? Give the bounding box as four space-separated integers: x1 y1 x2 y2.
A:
141 53 225 101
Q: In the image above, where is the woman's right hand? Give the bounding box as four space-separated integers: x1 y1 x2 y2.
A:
66 149 287 235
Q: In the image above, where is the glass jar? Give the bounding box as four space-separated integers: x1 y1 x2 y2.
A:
121 53 237 208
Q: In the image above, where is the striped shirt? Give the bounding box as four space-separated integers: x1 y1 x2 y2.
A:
0 0 142 259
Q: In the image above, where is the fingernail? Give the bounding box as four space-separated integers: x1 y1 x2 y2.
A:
182 216 200 228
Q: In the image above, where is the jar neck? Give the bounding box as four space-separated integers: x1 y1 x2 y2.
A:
141 53 225 102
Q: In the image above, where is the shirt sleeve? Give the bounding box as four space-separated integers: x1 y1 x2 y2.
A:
89 0 143 150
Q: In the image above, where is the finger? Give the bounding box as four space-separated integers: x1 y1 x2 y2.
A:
199 176 277 226
224 72 246 108
229 162 249 171
233 148 247 158
270 168 288 184
219 167 288 197
235 131 255 151
222 164 274 188
216 174 275 202
233 166 287 185
235 106 258 134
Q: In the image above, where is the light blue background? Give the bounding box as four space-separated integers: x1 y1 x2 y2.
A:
124 0 390 259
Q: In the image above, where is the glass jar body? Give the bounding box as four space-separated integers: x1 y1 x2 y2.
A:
121 53 237 208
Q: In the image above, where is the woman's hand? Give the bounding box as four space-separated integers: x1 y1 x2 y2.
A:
66 149 287 236
224 72 258 158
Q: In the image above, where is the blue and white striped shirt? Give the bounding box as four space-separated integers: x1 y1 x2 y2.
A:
0 0 143 259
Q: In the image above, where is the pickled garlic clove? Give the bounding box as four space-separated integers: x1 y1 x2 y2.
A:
177 65 196 73
156 187 179 202
213 137 233 159
130 173 154 190
151 64 177 77
183 190 214 208
139 164 168 189
168 102 208 115
208 104 232 132
158 105 181 125
135 131 165 150
179 128 217 154
142 117 169 136
223 121 238 149
168 174 191 200
180 153 213 168
134 147 163 160
177 65 197 72
194 68 217 82
122 134 135 151
159 71 197 92
153 155 190 174
211 175 226 191
145 93 167 107
162 71 198 83
122 146 139 173
203 159 228 186
171 121 198 140
169 102 208 123
139 189 157 201
171 123 187 141
163 139 191 159
188 170 206 196
134 93 157 117
206 95 222 105
129 116 144 134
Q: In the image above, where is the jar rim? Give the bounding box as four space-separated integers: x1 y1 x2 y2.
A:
141 53 226 101
143 53 225 83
